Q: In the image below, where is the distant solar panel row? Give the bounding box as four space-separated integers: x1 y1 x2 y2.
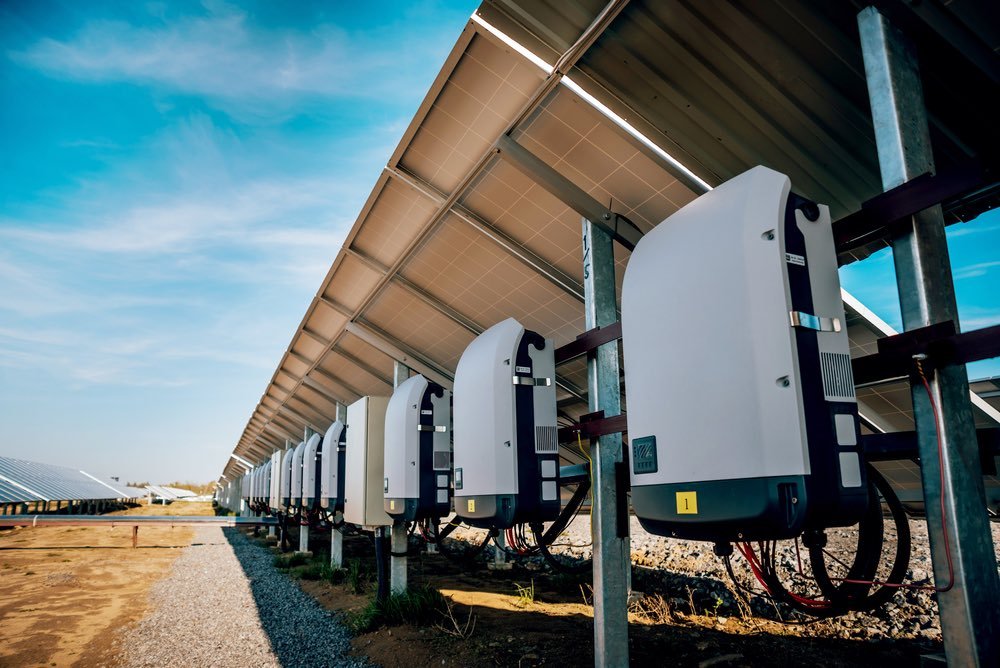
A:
145 485 197 500
0 455 143 505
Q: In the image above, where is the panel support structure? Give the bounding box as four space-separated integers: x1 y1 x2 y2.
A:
582 217 629 667
498 135 643 250
858 7 999 665
331 401 348 569
345 320 454 389
390 362 410 594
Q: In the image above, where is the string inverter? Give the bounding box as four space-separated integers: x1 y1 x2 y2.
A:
289 439 307 509
258 461 271 507
301 432 322 508
269 450 283 510
622 166 867 542
278 444 297 511
344 396 392 528
384 374 452 521
319 420 346 512
453 318 560 529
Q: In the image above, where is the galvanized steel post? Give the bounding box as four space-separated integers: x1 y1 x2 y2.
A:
582 217 629 667
390 362 410 594
299 426 317 553
858 7 1000 665
331 402 347 568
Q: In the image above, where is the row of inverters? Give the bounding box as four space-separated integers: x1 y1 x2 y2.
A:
235 167 868 543
240 316 560 531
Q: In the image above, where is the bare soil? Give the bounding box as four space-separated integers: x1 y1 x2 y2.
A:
0 501 214 667
264 523 944 668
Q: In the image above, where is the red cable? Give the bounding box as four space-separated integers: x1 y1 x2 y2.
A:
829 365 955 592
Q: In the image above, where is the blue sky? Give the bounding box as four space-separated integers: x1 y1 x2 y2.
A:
0 1 997 485
840 208 1000 381
0 0 479 483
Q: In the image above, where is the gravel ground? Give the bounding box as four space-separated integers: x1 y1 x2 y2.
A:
117 527 365 668
447 513 1000 642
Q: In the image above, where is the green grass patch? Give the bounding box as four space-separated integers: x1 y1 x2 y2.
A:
273 552 309 570
345 586 450 634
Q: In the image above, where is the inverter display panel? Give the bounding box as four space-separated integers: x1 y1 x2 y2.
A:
452 318 560 529
383 374 452 521
622 166 866 542
320 420 346 511
344 396 392 527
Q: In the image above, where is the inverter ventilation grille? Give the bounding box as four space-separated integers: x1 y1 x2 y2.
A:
820 352 855 401
534 426 558 453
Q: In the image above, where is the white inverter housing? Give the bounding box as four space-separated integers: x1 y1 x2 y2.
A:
269 450 283 510
622 166 866 542
344 396 392 527
301 432 322 508
289 439 308 509
257 461 271 507
383 374 452 521
249 467 259 505
453 317 560 529
320 420 347 511
279 444 298 511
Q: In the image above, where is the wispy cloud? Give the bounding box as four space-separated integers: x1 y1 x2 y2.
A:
8 3 451 120
953 260 1000 281
0 113 371 387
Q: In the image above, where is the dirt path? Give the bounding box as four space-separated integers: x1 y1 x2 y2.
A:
0 501 213 667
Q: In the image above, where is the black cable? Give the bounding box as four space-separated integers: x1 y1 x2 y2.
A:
531 522 591 574
375 528 389 604
808 465 910 611
436 527 495 564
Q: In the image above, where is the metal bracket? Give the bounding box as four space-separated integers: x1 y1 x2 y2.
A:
790 311 842 332
512 376 552 386
416 425 447 432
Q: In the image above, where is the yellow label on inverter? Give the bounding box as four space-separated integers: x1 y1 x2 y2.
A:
467 499 476 513
390 500 396 511
676 491 698 515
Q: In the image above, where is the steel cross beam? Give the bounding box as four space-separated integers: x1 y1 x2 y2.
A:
345 244 587 401
497 135 644 251
279 402 323 434
383 165 584 301
288 391 337 421
330 348 394 388
263 418 299 443
858 7 1000 665
345 320 454 389
302 375 349 406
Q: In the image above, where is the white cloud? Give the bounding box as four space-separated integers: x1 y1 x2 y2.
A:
953 260 1000 281
8 4 449 120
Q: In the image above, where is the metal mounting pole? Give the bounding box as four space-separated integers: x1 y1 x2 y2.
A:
582 217 629 667
331 402 347 568
299 426 317 553
390 362 410 594
858 7 1000 665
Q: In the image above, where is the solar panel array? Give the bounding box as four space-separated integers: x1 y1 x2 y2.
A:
218 3 999 517
145 485 198 500
0 455 144 505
